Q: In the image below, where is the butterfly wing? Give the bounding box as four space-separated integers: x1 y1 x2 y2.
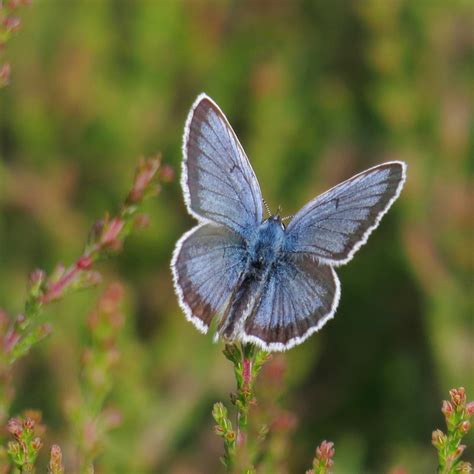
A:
241 255 340 351
171 223 247 333
182 93 263 234
286 161 407 265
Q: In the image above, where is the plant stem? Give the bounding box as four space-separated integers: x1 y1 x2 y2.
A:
214 342 270 472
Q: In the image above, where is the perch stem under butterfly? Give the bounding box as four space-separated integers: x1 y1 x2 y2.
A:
214 343 270 471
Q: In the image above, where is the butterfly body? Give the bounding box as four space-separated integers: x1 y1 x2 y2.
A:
171 93 407 352
216 216 287 339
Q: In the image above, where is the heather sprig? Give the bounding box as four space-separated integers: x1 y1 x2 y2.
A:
0 157 170 427
306 440 335 474
6 412 44 473
212 402 237 471
0 0 30 87
66 283 125 472
214 343 271 472
1 157 166 366
48 445 65 474
432 387 473 473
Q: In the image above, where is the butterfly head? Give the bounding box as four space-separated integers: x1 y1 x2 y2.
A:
263 204 292 230
266 214 285 230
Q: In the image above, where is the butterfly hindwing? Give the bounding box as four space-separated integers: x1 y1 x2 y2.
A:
182 94 263 234
171 223 247 333
286 162 406 265
242 255 340 351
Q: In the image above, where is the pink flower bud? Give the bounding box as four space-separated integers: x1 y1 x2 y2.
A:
450 387 466 407
7 441 20 455
431 429 446 448
459 421 471 434
76 256 93 270
23 416 35 431
50 444 62 457
442 400 454 417
49 444 64 473
317 440 335 460
466 402 474 416
456 462 472 473
31 437 42 451
127 158 160 203
7 418 23 437
3 16 21 33
454 444 466 458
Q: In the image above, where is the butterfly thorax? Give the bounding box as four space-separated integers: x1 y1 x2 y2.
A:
245 216 286 277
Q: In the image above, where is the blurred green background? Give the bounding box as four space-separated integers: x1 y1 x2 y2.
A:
0 0 472 472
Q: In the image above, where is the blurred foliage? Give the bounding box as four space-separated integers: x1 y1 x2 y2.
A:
0 0 472 472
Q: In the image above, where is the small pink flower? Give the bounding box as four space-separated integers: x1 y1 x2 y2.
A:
49 444 63 470
449 387 466 407
453 444 466 458
76 256 93 270
442 400 454 417
317 440 335 461
31 437 42 451
127 158 160 203
3 16 21 33
459 421 471 434
23 416 35 431
431 429 446 448
7 418 23 437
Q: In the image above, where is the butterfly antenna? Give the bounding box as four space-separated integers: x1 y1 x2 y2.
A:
281 214 294 222
263 199 272 217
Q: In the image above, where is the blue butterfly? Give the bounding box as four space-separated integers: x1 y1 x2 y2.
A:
171 94 407 352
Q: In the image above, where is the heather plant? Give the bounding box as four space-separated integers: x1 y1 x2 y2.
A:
0 157 171 471
213 343 334 473
0 0 472 472
432 387 473 473
66 282 125 472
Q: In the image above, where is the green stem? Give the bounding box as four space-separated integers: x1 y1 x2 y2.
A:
218 343 270 472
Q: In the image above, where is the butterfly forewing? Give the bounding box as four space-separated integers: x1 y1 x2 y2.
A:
242 256 340 351
183 94 263 234
171 223 247 333
286 162 406 265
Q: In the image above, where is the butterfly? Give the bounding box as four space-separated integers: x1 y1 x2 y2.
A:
171 93 407 352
